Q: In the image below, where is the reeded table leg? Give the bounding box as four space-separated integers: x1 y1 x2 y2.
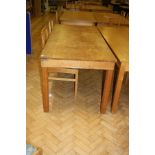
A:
41 67 49 112
112 64 125 113
100 70 113 113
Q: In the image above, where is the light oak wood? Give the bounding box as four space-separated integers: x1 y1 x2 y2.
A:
60 20 95 26
40 25 49 49
112 64 125 113
48 68 78 74
48 67 79 97
48 77 76 82
48 67 79 95
41 67 49 112
40 24 117 113
66 3 113 12
83 4 113 12
98 26 129 113
41 25 116 62
100 70 113 113
74 71 78 98
41 59 115 70
97 26 129 67
59 10 96 26
41 21 79 99
27 12 129 155
48 20 54 34
94 12 129 25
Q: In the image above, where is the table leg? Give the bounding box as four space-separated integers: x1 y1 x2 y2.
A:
112 64 125 113
100 70 113 113
41 67 49 112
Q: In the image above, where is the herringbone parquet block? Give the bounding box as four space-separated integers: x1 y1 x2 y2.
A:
27 12 129 155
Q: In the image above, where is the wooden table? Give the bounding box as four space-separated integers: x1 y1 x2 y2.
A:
66 3 112 12
94 12 128 25
97 26 129 113
59 10 96 26
82 1 102 5
83 5 113 12
40 24 117 113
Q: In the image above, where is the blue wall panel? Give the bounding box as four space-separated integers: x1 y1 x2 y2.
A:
26 12 32 54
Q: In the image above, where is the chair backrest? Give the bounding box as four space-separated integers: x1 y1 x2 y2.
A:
48 20 54 34
41 25 49 49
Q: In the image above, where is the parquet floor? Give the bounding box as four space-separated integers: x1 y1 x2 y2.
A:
26 12 129 155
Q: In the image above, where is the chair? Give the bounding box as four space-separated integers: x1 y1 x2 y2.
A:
48 20 54 34
41 21 79 97
48 68 78 97
41 25 49 49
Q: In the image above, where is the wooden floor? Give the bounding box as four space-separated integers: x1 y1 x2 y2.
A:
26 12 129 155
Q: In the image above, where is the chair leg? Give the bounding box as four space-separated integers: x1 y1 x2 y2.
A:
74 73 78 98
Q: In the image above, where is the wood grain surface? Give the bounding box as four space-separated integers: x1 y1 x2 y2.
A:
60 10 96 24
97 26 129 67
94 12 128 25
41 24 116 62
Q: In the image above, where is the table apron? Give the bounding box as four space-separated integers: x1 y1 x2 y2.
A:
41 59 115 70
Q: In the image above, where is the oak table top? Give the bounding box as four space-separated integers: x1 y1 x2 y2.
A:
97 26 129 113
41 24 116 64
66 4 112 12
59 10 96 26
40 24 117 114
81 1 102 5
94 12 129 25
97 26 129 69
84 5 112 11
